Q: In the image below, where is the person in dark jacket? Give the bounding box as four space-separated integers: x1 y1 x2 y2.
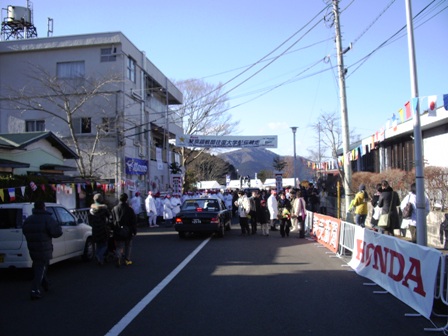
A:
111 193 137 267
278 192 292 238
370 183 383 229
259 199 271 236
377 180 401 236
249 190 261 235
89 193 111 265
22 201 63 300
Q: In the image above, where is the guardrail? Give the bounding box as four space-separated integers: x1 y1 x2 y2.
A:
308 210 448 332
337 220 357 257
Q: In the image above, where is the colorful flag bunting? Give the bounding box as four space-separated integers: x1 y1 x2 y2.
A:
8 188 15 202
412 97 419 116
392 113 398 131
405 101 411 119
398 108 404 122
428 95 437 117
443 94 448 111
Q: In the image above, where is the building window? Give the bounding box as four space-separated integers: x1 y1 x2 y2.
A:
25 120 45 132
127 57 136 83
56 61 85 79
73 117 91 134
100 48 117 62
101 118 116 133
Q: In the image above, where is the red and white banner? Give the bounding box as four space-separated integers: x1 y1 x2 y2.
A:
311 213 341 253
348 226 441 319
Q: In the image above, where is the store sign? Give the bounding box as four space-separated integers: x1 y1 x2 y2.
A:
125 157 148 175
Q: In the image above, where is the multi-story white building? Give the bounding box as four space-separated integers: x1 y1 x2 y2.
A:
0 31 183 196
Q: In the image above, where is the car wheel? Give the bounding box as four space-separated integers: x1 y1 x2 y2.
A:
178 232 186 239
82 237 94 262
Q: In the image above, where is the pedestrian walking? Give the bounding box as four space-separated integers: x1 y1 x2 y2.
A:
22 201 63 300
278 192 292 237
235 190 251 235
248 190 260 234
259 199 271 236
267 189 279 231
145 191 159 227
400 183 429 243
349 184 369 228
88 193 111 265
111 193 137 267
318 187 329 215
130 192 142 218
291 189 307 238
163 194 174 227
377 180 401 236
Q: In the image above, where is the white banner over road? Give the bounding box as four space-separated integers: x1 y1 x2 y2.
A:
348 226 441 319
176 135 278 148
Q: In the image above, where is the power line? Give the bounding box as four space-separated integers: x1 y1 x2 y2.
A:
347 0 445 78
171 4 331 115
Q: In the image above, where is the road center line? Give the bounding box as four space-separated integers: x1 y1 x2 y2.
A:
105 237 211 336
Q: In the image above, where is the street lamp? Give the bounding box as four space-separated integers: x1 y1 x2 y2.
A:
291 127 298 189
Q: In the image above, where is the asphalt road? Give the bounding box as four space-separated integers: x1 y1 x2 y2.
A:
0 223 444 336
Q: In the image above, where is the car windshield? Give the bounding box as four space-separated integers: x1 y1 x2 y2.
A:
181 199 219 211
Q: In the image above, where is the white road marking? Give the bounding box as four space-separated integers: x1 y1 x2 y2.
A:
105 237 211 336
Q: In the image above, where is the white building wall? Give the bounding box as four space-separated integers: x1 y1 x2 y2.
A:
0 32 183 194
424 133 448 167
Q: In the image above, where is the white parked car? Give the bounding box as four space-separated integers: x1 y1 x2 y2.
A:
0 202 93 268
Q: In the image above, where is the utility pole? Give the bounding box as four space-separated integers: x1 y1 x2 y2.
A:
291 127 298 188
405 0 426 246
333 0 352 217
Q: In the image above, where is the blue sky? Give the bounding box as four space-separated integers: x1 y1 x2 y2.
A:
21 0 448 157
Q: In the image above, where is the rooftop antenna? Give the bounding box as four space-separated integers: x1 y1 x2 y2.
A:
47 17 53 37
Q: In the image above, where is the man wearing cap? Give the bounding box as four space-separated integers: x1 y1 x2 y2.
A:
267 189 279 231
145 191 158 228
349 184 369 228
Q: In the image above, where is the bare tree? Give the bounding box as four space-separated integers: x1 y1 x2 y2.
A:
308 111 360 162
425 166 448 211
173 79 239 168
307 111 361 194
2 64 122 178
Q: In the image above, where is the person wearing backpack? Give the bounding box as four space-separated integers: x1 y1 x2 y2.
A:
400 183 430 243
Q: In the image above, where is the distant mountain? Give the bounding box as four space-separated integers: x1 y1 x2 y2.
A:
218 148 313 180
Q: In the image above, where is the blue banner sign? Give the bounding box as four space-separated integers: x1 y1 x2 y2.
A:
125 157 148 175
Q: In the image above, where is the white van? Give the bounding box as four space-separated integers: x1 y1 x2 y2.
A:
0 203 93 268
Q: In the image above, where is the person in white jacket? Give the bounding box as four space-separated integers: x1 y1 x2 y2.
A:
291 189 307 238
171 194 181 217
235 190 251 235
130 192 142 217
400 183 429 243
267 189 279 231
145 191 158 228
163 194 174 227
